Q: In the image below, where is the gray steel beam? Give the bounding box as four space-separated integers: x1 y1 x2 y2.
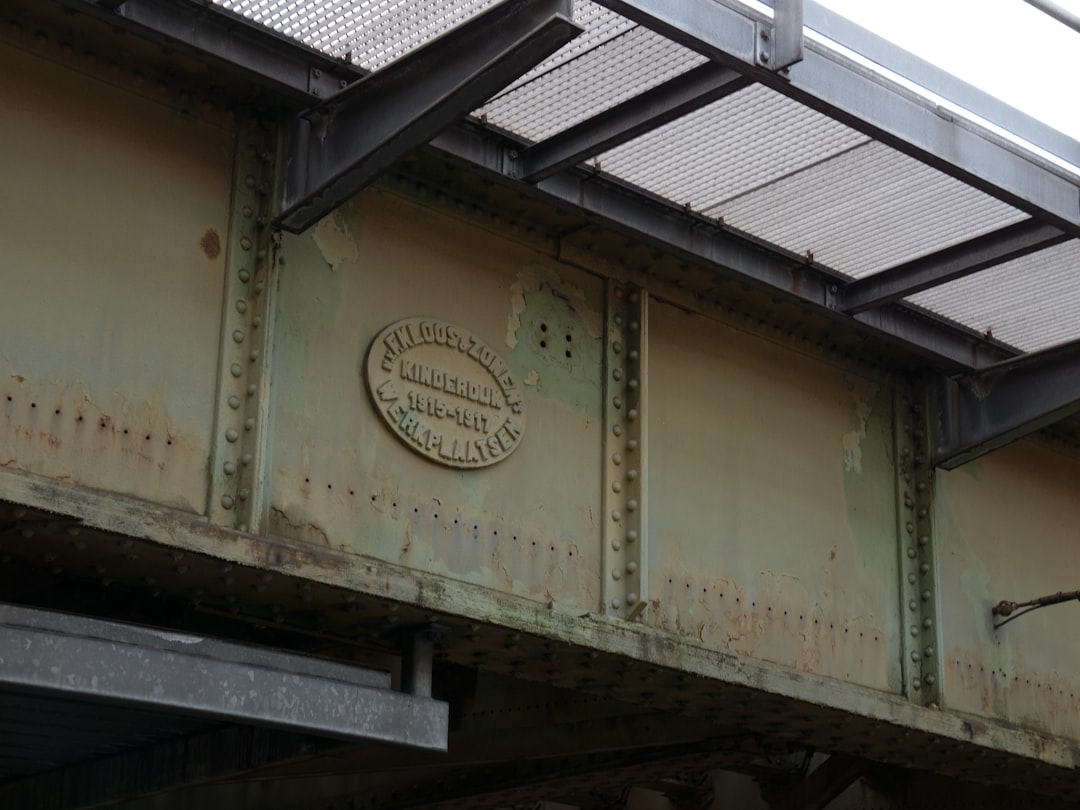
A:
277 0 582 232
64 0 361 103
434 125 1016 372
513 63 752 183
596 0 1080 237
794 1 1080 170
0 725 338 810
935 338 1080 468
836 219 1071 314
763 0 804 71
1024 0 1080 35
0 603 448 750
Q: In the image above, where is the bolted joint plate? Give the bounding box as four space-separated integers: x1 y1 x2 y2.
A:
602 281 648 620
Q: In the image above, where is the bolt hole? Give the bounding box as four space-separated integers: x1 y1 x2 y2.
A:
348 489 354 496
540 340 547 348
304 477 310 483
327 483 332 490
54 409 61 415
540 323 547 332
166 439 172 445
565 350 572 358
5 396 10 402
549 545 554 552
30 402 36 409
565 334 572 342
145 434 151 441
123 429 129 435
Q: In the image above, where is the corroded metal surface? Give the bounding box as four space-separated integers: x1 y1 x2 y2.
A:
937 439 1080 740
0 25 233 515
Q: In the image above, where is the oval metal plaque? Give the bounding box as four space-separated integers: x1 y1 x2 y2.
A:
365 318 526 468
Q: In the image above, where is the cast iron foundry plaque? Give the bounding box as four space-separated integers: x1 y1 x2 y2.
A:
365 318 525 468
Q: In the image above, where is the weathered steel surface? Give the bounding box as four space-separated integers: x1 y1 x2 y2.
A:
936 439 1080 739
267 192 605 612
0 33 233 514
643 301 899 691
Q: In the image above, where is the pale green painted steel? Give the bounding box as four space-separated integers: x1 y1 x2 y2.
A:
1 12 1080 784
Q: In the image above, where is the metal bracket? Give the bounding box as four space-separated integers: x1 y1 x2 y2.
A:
894 386 941 705
277 0 582 232
756 0 804 71
602 282 648 620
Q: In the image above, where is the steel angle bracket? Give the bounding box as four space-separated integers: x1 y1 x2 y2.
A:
756 0 804 72
935 338 1080 469
277 0 583 232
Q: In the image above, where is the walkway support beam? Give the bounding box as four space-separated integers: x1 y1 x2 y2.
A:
277 0 582 232
596 0 1080 237
935 339 1080 468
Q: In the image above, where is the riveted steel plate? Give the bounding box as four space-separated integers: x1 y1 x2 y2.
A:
365 318 526 468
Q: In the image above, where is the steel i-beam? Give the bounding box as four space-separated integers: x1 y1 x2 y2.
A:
278 0 583 232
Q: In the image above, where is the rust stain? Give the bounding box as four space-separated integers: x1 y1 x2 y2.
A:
200 228 221 259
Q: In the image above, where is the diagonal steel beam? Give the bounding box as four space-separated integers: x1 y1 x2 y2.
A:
512 63 752 183
595 0 1080 237
836 219 1071 314
277 0 582 233
935 338 1080 468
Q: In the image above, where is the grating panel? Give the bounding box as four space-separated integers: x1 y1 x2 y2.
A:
213 0 499 68
910 239 1080 352
598 83 869 214
709 139 1025 277
479 25 705 141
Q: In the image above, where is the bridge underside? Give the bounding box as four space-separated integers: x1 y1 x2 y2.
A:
2 1 1080 808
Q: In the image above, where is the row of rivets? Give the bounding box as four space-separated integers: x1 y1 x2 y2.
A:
896 389 940 705
209 123 275 530
602 281 647 620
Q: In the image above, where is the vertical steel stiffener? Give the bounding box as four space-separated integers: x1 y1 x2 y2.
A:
895 384 942 704
208 119 279 531
602 282 648 619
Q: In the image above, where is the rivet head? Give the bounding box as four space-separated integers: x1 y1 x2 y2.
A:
626 561 637 573
611 510 622 522
923 618 933 629
232 330 244 343
626 439 638 450
230 363 243 378
612 341 622 354
909 600 917 611
911 651 921 661
628 379 639 389
917 482 927 492
627 409 638 421
244 417 255 430
629 349 639 361
614 314 623 326
918 534 929 546
249 349 260 361
244 175 256 188
628 321 639 332
611 538 622 550
626 591 638 605
920 562 930 573
924 646 934 657
223 461 236 475
924 674 936 685
612 481 622 493
611 598 622 609
906 522 914 534
921 589 932 601
627 499 637 512
613 396 623 408
242 205 253 218
235 299 248 313
906 546 916 558
241 453 253 465
240 236 252 250
252 315 262 328
913 678 921 690
626 529 638 542
627 469 638 481
247 383 257 396
612 424 622 436
225 428 239 442
238 488 250 500
910 625 919 636
253 280 265 294
612 453 622 465
238 269 251 282
227 395 241 409
612 568 622 580
907 573 916 584
221 494 235 509
613 368 623 381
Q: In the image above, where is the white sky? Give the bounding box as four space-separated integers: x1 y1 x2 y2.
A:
814 0 1080 143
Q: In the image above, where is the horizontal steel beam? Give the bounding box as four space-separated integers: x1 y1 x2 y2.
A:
596 0 1080 237
64 0 361 102
935 338 1080 468
434 125 1015 371
0 603 448 749
278 0 582 232
513 63 752 183
837 219 1071 314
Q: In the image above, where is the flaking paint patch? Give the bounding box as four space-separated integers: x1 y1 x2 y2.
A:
505 264 601 349
313 212 358 272
524 370 539 386
841 378 879 474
